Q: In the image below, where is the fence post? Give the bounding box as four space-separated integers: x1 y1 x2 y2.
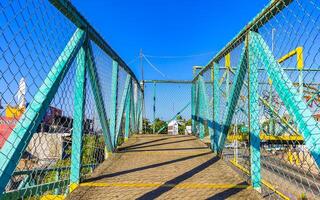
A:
139 91 144 133
247 33 261 191
125 83 132 141
198 78 205 140
70 47 87 192
213 62 220 152
86 43 113 157
153 82 156 134
115 75 132 144
191 82 195 134
110 60 119 148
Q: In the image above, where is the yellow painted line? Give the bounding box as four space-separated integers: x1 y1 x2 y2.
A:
40 195 65 200
69 183 79 193
229 160 290 200
80 182 250 189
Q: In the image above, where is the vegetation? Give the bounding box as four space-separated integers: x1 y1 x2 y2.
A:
153 118 167 134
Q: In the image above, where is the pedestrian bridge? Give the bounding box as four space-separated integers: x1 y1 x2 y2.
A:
0 0 320 199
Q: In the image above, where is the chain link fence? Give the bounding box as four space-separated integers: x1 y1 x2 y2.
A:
143 81 191 135
193 0 320 199
0 0 142 199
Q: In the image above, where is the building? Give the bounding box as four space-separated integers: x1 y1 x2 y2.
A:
168 120 179 135
185 126 192 135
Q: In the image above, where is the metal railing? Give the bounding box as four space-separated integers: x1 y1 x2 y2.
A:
192 0 320 199
0 0 143 198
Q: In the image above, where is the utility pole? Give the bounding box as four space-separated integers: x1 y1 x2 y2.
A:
140 49 146 133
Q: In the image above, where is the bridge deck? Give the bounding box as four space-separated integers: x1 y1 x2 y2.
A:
68 135 262 200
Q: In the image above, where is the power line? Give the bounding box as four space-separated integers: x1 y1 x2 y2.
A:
143 51 216 59
142 55 166 78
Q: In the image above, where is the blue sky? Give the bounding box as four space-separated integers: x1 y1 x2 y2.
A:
70 0 270 121
72 0 269 81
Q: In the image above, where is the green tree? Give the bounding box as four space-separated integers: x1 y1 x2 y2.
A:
153 118 167 134
143 118 152 133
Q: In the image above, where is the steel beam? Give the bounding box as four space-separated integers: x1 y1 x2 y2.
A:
0 29 85 195
249 31 320 167
115 75 132 144
217 46 248 153
70 47 87 192
86 42 113 154
110 61 119 148
248 36 261 190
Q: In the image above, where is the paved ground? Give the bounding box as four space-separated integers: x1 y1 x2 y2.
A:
68 134 262 200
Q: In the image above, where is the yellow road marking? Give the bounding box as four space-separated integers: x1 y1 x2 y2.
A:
80 182 250 189
229 160 290 200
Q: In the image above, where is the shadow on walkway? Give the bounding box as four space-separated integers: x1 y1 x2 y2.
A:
136 156 220 200
122 147 208 152
206 181 248 200
84 152 213 182
118 138 196 151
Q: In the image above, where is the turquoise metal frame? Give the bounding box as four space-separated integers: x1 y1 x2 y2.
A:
125 82 132 140
0 29 86 195
198 76 212 141
115 75 132 144
110 61 119 148
217 46 248 153
249 31 320 167
248 35 261 190
213 62 220 152
86 42 113 154
70 46 87 188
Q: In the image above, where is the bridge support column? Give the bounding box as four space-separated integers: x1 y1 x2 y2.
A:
213 62 220 152
125 84 132 141
115 75 132 143
110 60 119 148
198 78 205 140
70 47 87 192
191 82 196 134
249 31 320 167
247 34 261 191
153 82 156 134
86 43 113 157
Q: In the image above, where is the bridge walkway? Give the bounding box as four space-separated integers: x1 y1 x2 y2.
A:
67 134 262 200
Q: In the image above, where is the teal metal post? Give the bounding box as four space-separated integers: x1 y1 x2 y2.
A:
213 62 220 152
0 29 85 195
195 81 200 136
191 82 195 134
153 82 156 134
70 47 86 192
198 78 205 140
199 76 212 142
115 75 132 144
217 47 248 153
110 60 119 148
125 84 132 141
139 92 143 133
86 42 113 155
248 36 261 190
249 31 320 167
130 86 136 133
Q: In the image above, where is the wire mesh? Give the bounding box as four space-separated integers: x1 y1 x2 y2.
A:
143 82 191 135
193 0 320 199
0 0 142 199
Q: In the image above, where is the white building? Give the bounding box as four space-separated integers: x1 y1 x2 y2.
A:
168 120 179 135
185 126 192 135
